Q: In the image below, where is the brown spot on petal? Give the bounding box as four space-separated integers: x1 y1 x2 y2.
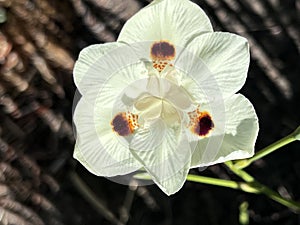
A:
196 113 214 136
150 41 175 61
189 109 214 137
111 112 139 136
150 41 175 72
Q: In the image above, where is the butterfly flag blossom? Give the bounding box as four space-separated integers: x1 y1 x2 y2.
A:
72 0 259 195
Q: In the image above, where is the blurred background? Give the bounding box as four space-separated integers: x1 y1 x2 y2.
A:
0 0 299 224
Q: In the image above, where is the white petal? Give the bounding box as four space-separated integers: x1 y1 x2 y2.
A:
117 0 213 46
185 32 250 98
129 121 191 195
73 97 142 176
73 43 147 97
73 42 123 93
163 59 221 105
154 163 190 196
96 63 151 109
191 94 259 167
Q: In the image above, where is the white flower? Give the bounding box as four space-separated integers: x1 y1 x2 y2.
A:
72 0 259 195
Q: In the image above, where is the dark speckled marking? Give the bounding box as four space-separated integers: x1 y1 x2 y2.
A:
195 114 214 136
151 41 175 60
111 113 131 136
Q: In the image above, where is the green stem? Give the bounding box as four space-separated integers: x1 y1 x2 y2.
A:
234 126 300 169
186 174 259 194
225 162 300 212
135 172 259 194
256 183 300 212
184 173 300 211
225 161 254 182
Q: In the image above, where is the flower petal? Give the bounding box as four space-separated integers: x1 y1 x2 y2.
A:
191 94 259 167
117 0 213 46
90 62 149 109
73 96 142 176
129 121 191 195
186 32 250 98
154 163 190 196
163 57 222 105
74 43 149 98
73 42 123 94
